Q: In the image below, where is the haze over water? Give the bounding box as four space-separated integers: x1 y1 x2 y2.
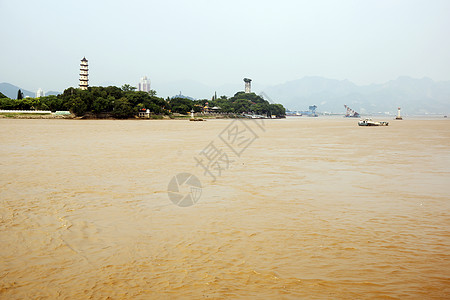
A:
0 118 449 298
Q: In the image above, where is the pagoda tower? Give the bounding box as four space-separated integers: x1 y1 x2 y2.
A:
79 57 89 90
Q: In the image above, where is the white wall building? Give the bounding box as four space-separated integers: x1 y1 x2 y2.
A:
137 76 151 93
36 88 45 98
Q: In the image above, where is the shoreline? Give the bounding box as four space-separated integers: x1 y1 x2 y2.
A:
0 113 446 121
0 113 74 119
0 112 276 120
0 113 240 120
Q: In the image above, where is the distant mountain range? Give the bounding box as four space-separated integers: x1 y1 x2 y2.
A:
2 76 449 114
0 83 60 99
263 76 450 115
154 76 450 114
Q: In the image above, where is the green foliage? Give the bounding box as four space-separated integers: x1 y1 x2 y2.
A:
17 89 23 100
0 97 18 109
205 92 285 116
0 91 7 98
233 98 252 113
54 86 169 117
269 103 286 117
112 97 134 118
69 96 88 116
92 97 111 113
105 86 123 99
169 97 194 114
43 95 65 111
0 85 286 118
121 84 136 92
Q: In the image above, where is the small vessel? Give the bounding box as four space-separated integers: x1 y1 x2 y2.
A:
243 114 267 119
358 118 389 126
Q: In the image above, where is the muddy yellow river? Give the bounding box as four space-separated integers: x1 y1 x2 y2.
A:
0 118 449 298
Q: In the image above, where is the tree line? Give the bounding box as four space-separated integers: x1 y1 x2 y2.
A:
0 86 286 118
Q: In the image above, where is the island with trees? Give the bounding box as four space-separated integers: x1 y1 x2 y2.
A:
0 85 286 119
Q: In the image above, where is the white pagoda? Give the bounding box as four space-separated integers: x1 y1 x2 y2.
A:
79 57 89 90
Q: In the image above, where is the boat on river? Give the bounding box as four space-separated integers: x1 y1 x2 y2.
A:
358 118 389 126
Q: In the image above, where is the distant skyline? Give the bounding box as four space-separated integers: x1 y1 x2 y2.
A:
1 0 450 98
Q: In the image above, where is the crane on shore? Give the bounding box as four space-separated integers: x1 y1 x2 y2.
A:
344 105 360 118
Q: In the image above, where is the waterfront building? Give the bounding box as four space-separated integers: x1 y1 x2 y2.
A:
79 57 89 90
138 76 151 92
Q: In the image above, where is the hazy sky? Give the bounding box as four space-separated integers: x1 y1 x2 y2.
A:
1 0 449 97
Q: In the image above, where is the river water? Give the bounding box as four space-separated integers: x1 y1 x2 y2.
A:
0 118 449 299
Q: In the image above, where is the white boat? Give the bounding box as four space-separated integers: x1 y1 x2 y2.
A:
243 114 267 119
358 118 389 126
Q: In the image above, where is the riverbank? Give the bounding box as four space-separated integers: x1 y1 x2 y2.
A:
0 112 249 120
0 113 74 119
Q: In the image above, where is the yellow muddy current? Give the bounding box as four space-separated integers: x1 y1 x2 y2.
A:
0 118 449 299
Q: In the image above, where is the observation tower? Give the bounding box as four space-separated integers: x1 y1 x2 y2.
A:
244 78 252 93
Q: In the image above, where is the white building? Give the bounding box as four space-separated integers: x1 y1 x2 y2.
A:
36 88 45 98
79 57 89 90
137 76 151 92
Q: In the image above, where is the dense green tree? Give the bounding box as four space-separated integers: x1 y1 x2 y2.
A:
250 103 269 115
269 103 286 117
142 95 165 114
17 89 23 100
0 91 7 99
121 84 136 92
125 91 150 107
230 92 265 104
105 86 123 99
213 98 233 113
62 87 78 98
233 98 252 113
80 89 96 111
0 84 285 118
42 95 65 111
0 97 18 109
92 97 112 113
169 97 193 114
112 97 134 118
69 97 88 116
